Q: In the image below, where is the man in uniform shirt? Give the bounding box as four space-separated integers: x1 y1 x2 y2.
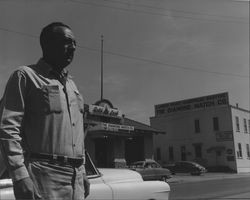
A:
0 22 90 199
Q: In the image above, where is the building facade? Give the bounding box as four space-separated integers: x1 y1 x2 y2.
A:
150 92 250 173
84 99 164 168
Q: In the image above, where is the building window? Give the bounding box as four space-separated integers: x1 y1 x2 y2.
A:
246 144 250 159
194 119 200 133
235 116 240 132
156 148 161 160
243 118 248 133
213 117 219 131
216 151 221 156
194 144 202 158
180 146 186 161
237 143 242 158
169 146 174 161
248 120 250 134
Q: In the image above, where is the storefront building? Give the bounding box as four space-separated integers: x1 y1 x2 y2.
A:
84 99 164 168
150 92 250 173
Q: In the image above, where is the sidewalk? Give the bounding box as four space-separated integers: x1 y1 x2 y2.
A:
167 172 250 184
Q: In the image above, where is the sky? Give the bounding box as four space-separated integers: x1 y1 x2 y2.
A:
0 0 249 124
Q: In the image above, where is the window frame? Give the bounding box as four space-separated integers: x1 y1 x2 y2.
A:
194 144 202 158
235 116 240 132
194 119 200 133
169 146 174 161
237 143 243 159
156 147 161 161
213 117 219 131
246 144 250 159
248 120 250 134
243 118 248 133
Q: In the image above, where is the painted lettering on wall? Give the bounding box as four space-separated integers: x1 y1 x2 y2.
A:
102 123 134 131
216 131 233 142
89 105 122 117
156 92 229 115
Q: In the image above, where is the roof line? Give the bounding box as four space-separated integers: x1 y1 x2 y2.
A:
124 117 165 134
124 117 152 128
230 105 250 113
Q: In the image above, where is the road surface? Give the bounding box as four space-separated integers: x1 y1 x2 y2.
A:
169 176 250 200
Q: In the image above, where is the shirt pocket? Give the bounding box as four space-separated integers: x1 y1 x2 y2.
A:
29 85 62 114
45 85 62 113
74 90 84 114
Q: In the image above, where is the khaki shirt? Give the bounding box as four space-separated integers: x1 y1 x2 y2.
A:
0 59 85 182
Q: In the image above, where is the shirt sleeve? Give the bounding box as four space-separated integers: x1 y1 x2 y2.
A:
0 69 29 182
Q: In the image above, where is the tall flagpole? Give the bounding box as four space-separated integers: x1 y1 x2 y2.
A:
101 35 104 101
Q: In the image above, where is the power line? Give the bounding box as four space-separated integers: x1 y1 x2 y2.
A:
0 27 37 38
1 0 248 23
76 45 250 79
0 27 249 79
70 0 248 24
1 0 248 24
98 0 248 20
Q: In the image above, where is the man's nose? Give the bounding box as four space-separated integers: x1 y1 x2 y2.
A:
68 43 76 51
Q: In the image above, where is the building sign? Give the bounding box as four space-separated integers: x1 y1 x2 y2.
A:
216 131 233 142
156 92 229 115
89 104 122 118
102 123 134 132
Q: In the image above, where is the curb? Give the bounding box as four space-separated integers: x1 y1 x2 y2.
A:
167 173 250 184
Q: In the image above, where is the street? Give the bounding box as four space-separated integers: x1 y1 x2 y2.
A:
169 176 250 200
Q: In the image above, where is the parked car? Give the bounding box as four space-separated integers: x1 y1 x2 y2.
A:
0 152 170 200
163 161 207 175
129 160 172 182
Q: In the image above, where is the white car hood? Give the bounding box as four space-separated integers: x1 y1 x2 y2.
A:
98 168 143 184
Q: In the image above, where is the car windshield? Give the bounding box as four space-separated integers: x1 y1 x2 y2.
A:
146 162 158 168
130 162 144 167
85 152 100 177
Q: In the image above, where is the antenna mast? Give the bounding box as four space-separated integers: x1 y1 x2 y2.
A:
101 35 104 100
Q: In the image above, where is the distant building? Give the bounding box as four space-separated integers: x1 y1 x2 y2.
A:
84 99 164 168
150 92 250 173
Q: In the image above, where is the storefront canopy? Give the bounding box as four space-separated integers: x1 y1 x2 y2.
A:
85 117 165 137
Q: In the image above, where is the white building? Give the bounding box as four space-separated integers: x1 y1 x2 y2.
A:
150 92 250 173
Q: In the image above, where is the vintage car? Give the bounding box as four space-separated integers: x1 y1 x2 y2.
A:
163 161 207 176
0 152 170 200
129 160 172 182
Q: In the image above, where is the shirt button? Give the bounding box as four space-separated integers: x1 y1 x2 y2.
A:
73 144 76 147
72 123 75 126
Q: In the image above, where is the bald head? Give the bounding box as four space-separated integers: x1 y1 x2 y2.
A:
40 22 76 70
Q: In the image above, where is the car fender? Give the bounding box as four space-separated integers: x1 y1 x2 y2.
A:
110 180 170 200
86 177 113 200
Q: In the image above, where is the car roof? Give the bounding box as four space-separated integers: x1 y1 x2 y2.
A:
132 160 158 164
131 161 144 165
176 161 202 165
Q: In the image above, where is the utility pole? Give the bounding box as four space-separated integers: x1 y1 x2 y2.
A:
101 35 104 101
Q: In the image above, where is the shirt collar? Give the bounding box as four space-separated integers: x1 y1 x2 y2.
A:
35 58 52 76
36 58 69 79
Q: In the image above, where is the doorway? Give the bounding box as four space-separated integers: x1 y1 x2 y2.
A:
95 137 113 167
125 136 144 165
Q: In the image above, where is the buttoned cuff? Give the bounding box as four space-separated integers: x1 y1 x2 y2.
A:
10 166 29 182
